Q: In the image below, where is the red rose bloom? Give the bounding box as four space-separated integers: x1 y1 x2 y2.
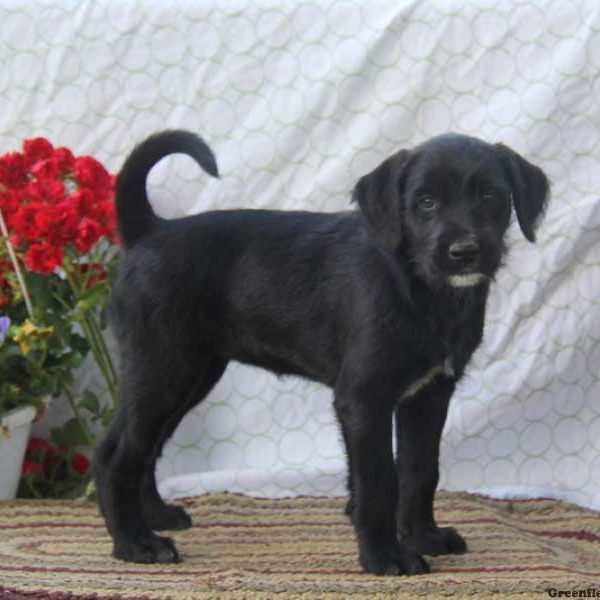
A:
25 242 64 274
54 147 75 176
0 152 27 188
12 203 46 241
23 138 54 167
27 437 54 455
93 199 119 240
71 453 90 475
30 157 59 180
74 217 102 253
27 178 65 205
22 460 43 476
48 197 80 245
0 189 21 223
72 188 95 214
0 137 117 277
75 156 111 192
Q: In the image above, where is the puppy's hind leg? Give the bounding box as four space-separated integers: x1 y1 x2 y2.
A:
95 353 206 564
341 426 355 519
142 358 228 531
94 411 123 520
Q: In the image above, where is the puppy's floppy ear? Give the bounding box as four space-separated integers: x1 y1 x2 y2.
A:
494 144 550 243
352 150 410 252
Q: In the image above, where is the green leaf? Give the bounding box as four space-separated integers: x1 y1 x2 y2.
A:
69 333 89 355
101 406 116 428
77 284 106 312
79 390 100 417
51 418 90 447
25 272 54 311
0 345 23 359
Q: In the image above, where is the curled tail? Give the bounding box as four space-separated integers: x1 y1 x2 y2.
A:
116 130 219 247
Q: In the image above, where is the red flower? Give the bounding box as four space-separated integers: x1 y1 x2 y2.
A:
71 453 90 475
75 156 111 192
0 152 27 188
74 217 102 253
12 201 66 243
25 242 64 274
23 138 54 167
0 189 21 223
45 198 79 246
27 178 65 205
0 137 118 276
27 437 54 455
70 188 95 216
30 157 59 181
22 460 43 476
25 438 59 476
54 147 75 176
12 203 46 241
92 198 119 242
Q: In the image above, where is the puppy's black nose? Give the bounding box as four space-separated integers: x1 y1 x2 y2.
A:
448 238 480 262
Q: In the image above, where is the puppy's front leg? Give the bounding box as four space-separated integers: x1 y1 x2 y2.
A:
395 378 467 555
334 384 429 576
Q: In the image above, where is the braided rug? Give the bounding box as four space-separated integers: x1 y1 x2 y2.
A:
0 491 598 599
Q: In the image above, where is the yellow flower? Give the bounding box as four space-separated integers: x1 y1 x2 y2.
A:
12 319 54 355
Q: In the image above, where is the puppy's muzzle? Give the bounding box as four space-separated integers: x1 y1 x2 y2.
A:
447 236 480 269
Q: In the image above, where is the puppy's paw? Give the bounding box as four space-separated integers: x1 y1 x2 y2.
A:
113 533 180 563
145 503 193 531
359 540 430 576
400 526 467 556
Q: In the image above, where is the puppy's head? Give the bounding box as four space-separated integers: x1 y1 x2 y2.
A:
353 133 549 289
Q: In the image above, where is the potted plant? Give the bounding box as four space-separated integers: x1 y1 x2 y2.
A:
0 299 62 500
0 137 119 499
0 405 38 500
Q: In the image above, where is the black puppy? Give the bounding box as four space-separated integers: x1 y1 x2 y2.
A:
94 130 548 576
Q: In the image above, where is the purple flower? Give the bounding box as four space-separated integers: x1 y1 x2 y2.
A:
0 316 10 342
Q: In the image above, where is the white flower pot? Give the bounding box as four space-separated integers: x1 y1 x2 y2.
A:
0 404 37 500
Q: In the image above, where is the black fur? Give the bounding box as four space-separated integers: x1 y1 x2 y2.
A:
94 130 549 575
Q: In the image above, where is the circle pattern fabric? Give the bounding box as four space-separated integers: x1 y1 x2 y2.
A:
8 0 600 509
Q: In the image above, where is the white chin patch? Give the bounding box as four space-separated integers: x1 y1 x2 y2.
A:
448 273 486 288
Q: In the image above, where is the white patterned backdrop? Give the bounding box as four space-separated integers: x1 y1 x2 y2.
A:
3 0 600 509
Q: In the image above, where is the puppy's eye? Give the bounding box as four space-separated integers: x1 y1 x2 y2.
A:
482 190 495 202
418 196 437 212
